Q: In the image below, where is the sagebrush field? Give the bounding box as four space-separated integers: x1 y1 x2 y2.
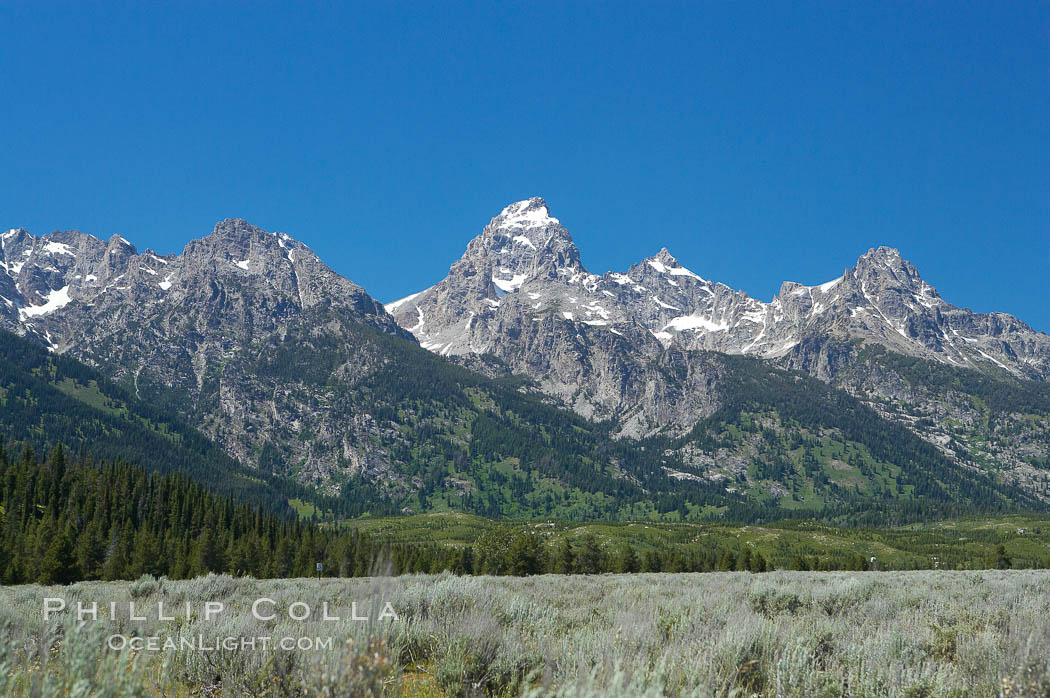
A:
2 570 1049 697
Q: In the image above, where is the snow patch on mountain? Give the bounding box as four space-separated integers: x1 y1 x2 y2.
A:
664 315 730 333
385 291 423 313
818 277 843 293
44 241 75 256
19 286 72 318
492 273 527 294
669 266 704 281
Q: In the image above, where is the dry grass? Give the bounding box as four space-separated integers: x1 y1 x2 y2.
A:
1 570 1049 696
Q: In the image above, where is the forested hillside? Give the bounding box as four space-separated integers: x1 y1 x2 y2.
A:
836 344 1050 497
260 315 740 520
663 352 1045 524
0 330 328 514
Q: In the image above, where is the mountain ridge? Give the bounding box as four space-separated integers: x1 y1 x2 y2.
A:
2 203 1049 516
387 198 1049 380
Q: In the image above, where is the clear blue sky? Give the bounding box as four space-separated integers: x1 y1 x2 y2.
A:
1 2 1047 330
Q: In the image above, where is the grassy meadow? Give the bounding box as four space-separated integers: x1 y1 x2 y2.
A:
343 512 1050 571
2 569 1049 697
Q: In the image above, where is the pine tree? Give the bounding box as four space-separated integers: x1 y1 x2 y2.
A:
75 522 106 580
576 534 602 574
506 532 546 576
642 550 663 573
130 528 164 577
194 528 223 574
618 545 640 574
39 524 77 585
102 524 131 581
460 545 475 575
717 549 737 571
556 539 575 574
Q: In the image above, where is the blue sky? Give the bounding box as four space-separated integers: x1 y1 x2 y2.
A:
1 2 1047 330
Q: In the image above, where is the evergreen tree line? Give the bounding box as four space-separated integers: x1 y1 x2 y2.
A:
0 441 790 583
0 442 464 585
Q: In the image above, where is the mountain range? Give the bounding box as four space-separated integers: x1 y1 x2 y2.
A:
389 198 1048 424
2 199 1048 521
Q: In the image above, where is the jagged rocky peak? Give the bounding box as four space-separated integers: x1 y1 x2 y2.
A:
1 228 110 270
105 232 138 254
1 229 38 276
206 217 300 251
190 217 277 254
642 247 680 271
848 245 927 290
1 227 32 251
467 197 582 275
185 218 387 314
212 217 267 238
1 217 399 337
384 197 594 358
838 247 945 320
651 247 677 264
100 234 138 275
858 245 905 265
479 197 563 250
393 198 1050 402
179 217 311 275
636 247 706 281
43 228 100 248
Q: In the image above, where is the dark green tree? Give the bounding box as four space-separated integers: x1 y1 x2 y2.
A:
576 534 603 574
617 545 640 574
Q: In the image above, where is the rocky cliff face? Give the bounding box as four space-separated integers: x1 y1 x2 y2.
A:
388 198 1050 437
386 199 734 435
0 220 410 489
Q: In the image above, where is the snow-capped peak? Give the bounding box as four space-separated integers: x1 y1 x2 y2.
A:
495 197 559 229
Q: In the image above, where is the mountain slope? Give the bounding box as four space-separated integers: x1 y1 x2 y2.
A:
660 352 1042 516
1 219 415 485
386 198 1050 498
0 329 305 511
810 340 1050 498
0 221 740 517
